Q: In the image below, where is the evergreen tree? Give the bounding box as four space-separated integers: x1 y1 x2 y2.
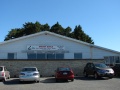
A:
4 21 94 44
50 22 64 35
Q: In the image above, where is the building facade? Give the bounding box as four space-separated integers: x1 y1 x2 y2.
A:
0 31 120 77
0 31 120 60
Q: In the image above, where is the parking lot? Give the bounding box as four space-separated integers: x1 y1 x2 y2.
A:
0 77 120 90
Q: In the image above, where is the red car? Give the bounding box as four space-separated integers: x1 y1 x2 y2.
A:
55 67 74 82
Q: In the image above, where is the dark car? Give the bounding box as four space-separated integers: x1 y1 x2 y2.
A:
83 63 114 79
55 67 74 82
112 64 120 76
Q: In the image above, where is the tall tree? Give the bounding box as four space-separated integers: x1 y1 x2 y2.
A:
23 21 41 35
41 23 50 31
50 22 64 35
4 28 23 40
4 21 94 44
64 26 72 36
73 25 94 44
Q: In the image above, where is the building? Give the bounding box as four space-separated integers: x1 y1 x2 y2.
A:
0 31 120 60
0 31 120 77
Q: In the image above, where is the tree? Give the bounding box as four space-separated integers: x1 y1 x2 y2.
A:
50 22 64 35
73 25 94 44
64 26 72 36
23 21 41 35
4 28 24 41
41 23 50 31
4 21 94 44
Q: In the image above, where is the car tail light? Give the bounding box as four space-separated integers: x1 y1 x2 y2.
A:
69 71 74 75
33 73 39 76
1 72 5 76
57 71 62 75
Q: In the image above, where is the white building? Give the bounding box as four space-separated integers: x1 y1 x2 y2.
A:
0 31 120 61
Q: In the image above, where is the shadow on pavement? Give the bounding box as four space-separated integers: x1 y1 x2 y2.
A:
40 77 71 83
3 76 111 85
3 78 37 85
74 76 110 81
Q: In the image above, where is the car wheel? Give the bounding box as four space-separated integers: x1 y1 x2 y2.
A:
94 73 99 79
19 80 23 83
56 79 58 82
109 77 113 79
36 80 40 83
71 79 74 82
84 71 88 77
3 77 6 82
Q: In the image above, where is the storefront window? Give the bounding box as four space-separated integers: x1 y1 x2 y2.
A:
37 53 46 59
27 53 64 59
56 53 64 59
47 53 55 59
27 53 36 59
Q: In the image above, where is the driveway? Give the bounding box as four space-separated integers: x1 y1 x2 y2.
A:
0 77 120 90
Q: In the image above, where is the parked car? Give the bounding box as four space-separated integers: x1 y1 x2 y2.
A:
55 67 74 82
112 64 120 76
83 63 114 79
0 66 10 81
19 67 40 83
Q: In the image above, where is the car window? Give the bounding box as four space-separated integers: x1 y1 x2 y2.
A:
0 67 3 71
22 68 37 71
86 63 91 68
91 64 94 68
58 68 71 71
95 63 108 68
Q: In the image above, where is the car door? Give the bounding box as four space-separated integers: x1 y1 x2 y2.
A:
85 63 92 75
90 63 95 75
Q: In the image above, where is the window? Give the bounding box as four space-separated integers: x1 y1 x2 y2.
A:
47 53 55 59
27 53 64 59
27 53 36 59
37 53 46 59
74 53 82 59
56 53 64 59
8 53 15 59
115 56 120 63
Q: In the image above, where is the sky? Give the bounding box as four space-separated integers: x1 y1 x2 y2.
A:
0 0 120 52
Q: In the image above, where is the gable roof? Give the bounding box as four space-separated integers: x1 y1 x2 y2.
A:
0 31 120 54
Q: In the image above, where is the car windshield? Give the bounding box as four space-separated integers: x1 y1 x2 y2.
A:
22 68 37 71
59 68 71 71
95 63 108 68
0 67 3 71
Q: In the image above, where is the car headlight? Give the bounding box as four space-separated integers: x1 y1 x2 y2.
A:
20 73 25 76
109 69 114 73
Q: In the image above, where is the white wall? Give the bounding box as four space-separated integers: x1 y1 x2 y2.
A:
0 33 119 59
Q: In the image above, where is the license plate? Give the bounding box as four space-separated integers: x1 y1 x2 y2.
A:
63 72 67 75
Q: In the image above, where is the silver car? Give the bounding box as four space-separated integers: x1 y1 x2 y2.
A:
0 66 10 82
19 67 40 83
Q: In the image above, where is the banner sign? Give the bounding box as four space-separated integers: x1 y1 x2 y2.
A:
27 45 65 51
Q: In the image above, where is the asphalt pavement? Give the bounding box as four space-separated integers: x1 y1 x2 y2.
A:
0 77 120 90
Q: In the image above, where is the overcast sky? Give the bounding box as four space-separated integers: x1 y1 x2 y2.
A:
0 0 120 52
